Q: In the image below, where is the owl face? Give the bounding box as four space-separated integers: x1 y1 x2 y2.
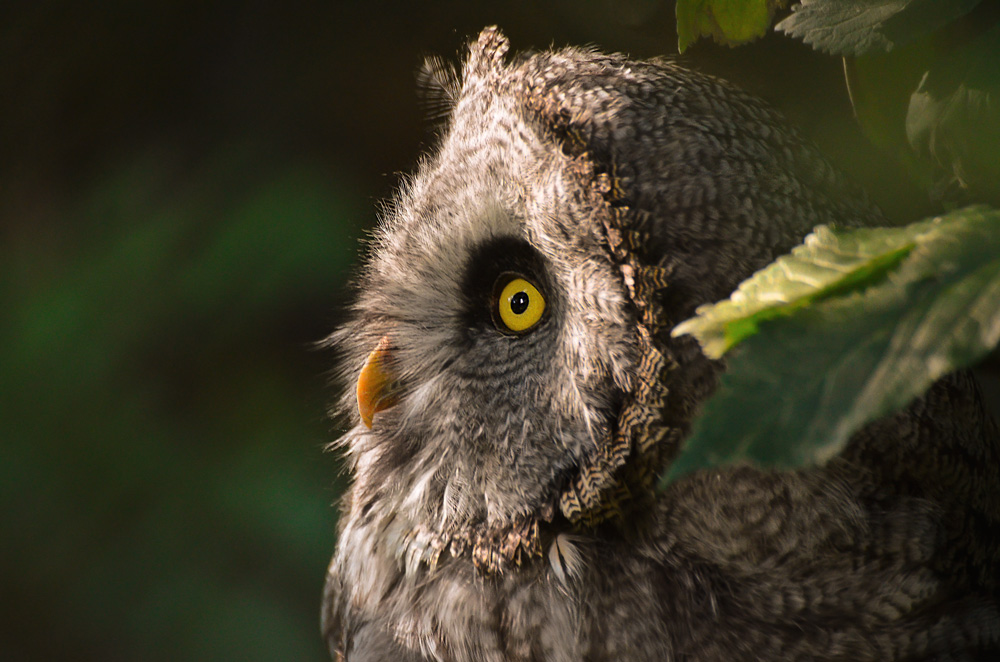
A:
336 100 639 534
329 26 887 561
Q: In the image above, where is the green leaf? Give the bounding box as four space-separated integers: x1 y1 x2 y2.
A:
776 0 980 56
673 223 922 359
676 0 784 53
906 23 1000 205
664 206 1000 484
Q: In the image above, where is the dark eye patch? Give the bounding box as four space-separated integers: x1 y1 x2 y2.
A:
459 236 551 336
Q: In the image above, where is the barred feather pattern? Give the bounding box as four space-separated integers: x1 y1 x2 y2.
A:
323 26 1000 661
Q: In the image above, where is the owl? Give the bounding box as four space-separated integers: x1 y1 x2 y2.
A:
323 27 1000 661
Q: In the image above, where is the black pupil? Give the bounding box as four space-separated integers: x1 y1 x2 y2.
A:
510 291 530 315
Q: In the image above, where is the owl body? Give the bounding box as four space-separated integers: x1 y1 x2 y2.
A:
324 28 1000 661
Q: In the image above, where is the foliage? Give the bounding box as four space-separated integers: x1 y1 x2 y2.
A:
676 0 786 52
666 0 1000 484
774 0 980 56
678 0 1000 206
905 23 1000 204
665 207 1000 483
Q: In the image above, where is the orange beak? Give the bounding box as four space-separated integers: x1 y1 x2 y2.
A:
356 336 399 428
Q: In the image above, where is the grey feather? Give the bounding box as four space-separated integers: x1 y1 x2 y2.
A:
323 27 1000 661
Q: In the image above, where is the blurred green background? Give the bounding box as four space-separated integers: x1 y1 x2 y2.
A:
0 2 954 660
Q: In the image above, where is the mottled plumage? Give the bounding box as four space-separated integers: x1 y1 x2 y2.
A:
323 27 1000 661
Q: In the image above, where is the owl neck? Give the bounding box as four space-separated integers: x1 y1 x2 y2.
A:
342 158 705 578
341 426 563 576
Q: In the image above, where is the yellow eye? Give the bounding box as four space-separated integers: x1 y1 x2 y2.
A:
497 277 546 333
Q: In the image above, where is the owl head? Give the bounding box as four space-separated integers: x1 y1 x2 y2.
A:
329 27 882 573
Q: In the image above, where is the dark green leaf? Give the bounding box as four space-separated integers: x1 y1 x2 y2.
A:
906 23 1000 204
676 0 784 53
664 206 1000 484
776 0 980 56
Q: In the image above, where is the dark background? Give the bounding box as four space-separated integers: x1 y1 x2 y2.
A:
0 2 952 660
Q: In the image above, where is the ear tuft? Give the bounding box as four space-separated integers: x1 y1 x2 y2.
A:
464 26 509 81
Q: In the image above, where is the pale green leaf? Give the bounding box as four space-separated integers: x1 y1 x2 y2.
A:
664 206 1000 484
672 222 926 359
